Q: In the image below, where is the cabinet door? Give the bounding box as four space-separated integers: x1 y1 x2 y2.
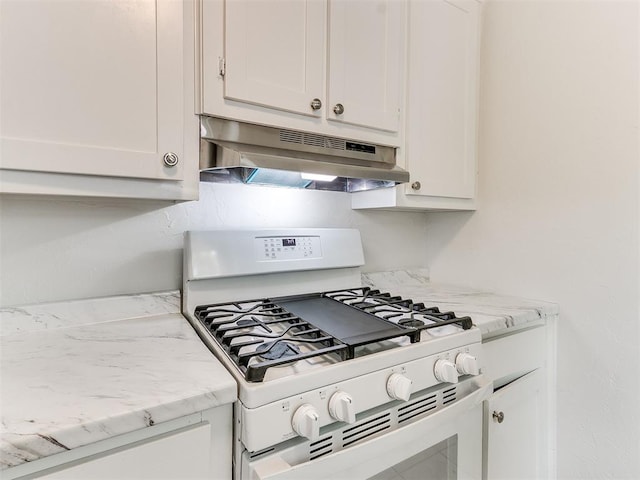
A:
327 0 404 132
484 369 544 480
405 0 480 199
224 0 325 117
0 0 185 182
35 424 212 480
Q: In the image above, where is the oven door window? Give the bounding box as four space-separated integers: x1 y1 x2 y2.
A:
369 436 457 480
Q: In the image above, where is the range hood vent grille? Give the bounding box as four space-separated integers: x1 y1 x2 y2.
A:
279 129 347 152
199 117 409 192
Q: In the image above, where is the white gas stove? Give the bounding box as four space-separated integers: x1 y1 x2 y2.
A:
183 229 487 480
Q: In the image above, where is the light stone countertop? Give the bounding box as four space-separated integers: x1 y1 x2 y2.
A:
0 291 237 470
362 269 559 338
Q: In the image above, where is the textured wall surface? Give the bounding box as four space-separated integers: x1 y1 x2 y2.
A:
0 183 429 307
424 1 640 478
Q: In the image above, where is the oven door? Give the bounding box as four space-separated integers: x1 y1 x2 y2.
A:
242 378 491 480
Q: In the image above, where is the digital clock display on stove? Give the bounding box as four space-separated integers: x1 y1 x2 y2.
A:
282 238 296 247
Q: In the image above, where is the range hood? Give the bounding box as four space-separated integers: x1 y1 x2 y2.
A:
199 117 409 192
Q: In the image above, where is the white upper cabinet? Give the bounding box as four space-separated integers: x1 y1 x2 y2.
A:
223 0 325 117
352 0 481 211
0 0 199 200
404 0 479 200
327 0 403 132
200 0 405 146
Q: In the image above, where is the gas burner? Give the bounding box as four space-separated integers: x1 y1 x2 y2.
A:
398 318 426 328
256 341 302 360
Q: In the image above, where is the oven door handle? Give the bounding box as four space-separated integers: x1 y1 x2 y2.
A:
251 377 492 480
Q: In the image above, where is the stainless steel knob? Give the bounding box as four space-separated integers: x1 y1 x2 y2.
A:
411 181 421 190
163 152 179 167
493 411 505 423
310 98 322 110
333 103 345 115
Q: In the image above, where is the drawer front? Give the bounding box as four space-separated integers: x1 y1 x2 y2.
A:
483 326 546 384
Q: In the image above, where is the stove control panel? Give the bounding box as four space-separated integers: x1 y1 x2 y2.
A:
255 236 322 261
240 343 483 452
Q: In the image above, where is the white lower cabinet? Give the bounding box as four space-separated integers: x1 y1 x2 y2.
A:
481 324 556 480
7 407 233 480
36 424 212 480
0 0 199 201
484 369 544 480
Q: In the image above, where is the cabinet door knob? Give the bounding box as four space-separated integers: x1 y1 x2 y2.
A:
492 411 505 423
411 181 421 191
333 103 345 115
310 98 322 110
163 152 179 167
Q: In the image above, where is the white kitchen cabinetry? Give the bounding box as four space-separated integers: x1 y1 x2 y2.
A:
484 369 544 480
352 0 481 211
6 408 232 480
482 325 556 480
35 425 212 480
0 0 199 201
326 0 404 132
223 0 325 118
200 0 405 146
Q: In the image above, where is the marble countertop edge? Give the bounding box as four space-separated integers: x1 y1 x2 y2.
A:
0 388 232 469
0 291 182 337
0 385 236 470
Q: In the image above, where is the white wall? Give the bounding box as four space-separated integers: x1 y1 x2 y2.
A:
0 182 429 307
424 1 639 478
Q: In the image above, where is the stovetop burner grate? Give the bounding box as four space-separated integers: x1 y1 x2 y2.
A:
325 287 473 331
194 300 349 382
193 287 473 382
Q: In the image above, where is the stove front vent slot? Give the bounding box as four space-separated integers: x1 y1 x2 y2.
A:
248 447 275 460
342 413 391 448
397 393 438 423
309 436 333 461
443 386 457 405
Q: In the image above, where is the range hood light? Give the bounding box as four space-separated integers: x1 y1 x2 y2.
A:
246 168 312 188
301 173 337 182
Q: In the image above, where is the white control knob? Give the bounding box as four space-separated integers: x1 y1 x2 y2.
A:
386 373 413 401
455 352 480 375
291 404 320 441
329 391 356 424
434 359 459 384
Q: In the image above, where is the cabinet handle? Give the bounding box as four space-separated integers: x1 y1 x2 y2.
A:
411 181 421 191
492 411 505 423
333 103 345 115
310 98 322 111
163 152 179 167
